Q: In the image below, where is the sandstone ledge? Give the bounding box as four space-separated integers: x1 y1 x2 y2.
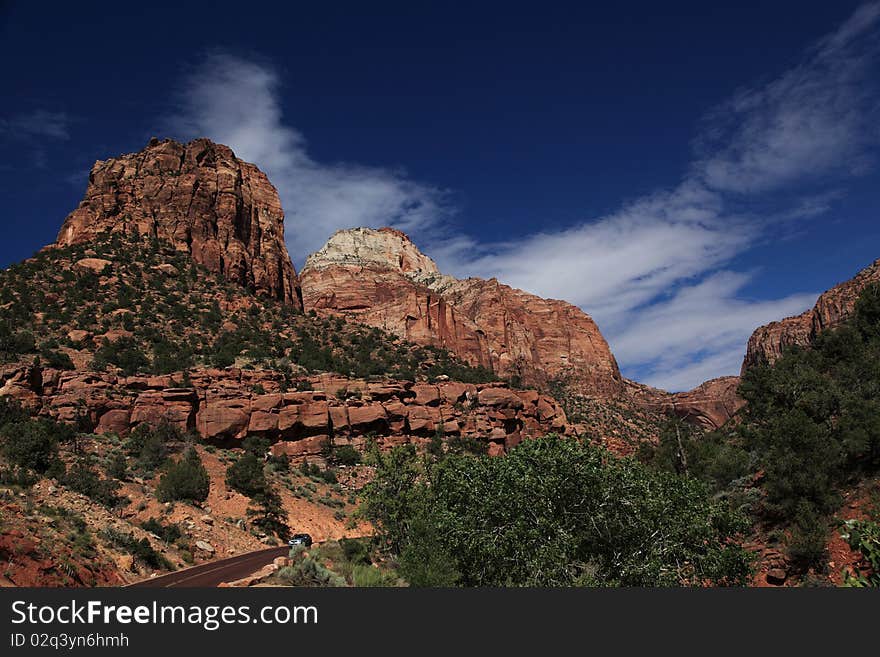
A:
1 365 570 462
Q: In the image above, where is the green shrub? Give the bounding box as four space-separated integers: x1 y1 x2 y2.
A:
0 320 36 362
100 528 172 571
364 437 752 587
40 349 75 371
226 452 267 497
155 447 210 503
151 338 193 374
242 436 271 457
339 538 371 564
0 397 28 429
63 456 124 508
93 337 149 375
0 418 65 474
352 564 395 587
140 517 183 544
784 502 829 574
840 518 880 587
125 422 183 473
334 445 362 466
267 453 290 473
278 551 346 587
0 465 38 487
105 452 128 480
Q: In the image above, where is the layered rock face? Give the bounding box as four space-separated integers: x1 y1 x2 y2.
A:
742 258 880 373
55 138 300 306
626 377 745 431
300 228 623 396
0 364 569 461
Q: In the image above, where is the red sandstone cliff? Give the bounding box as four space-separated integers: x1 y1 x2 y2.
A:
742 258 880 373
625 376 745 430
55 138 301 306
44 139 750 431
299 227 624 397
0 363 569 460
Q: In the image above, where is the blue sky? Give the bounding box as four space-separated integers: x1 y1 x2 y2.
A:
2 1 880 391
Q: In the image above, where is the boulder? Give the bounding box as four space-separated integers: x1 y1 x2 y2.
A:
73 257 112 274
411 384 440 406
348 404 388 434
96 409 132 435
270 435 328 460
439 382 476 404
765 569 787 585
278 401 329 437
407 405 440 434
477 387 524 409
196 399 249 440
131 391 194 430
67 329 91 344
247 411 278 434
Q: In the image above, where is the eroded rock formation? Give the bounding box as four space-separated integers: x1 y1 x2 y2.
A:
626 376 745 431
742 258 880 372
0 364 569 462
300 227 623 396
55 138 300 306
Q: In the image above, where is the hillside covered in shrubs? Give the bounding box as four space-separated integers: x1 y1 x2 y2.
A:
0 233 497 384
639 284 880 583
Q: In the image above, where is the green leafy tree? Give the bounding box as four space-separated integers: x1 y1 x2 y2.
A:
364 437 751 587
840 518 880 587
125 424 174 473
733 283 880 524
361 444 422 554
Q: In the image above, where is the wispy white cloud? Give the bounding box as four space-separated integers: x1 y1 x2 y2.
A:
608 272 818 389
440 186 819 390
164 52 451 265
0 109 70 168
693 2 880 193
162 4 880 392
455 182 751 325
818 1 880 54
0 110 69 140
441 3 880 390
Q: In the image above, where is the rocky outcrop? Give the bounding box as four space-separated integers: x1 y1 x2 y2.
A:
1 364 569 462
301 228 623 397
55 138 300 306
743 259 880 373
626 376 745 431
